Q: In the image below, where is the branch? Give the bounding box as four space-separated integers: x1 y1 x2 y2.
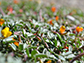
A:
70 53 84 63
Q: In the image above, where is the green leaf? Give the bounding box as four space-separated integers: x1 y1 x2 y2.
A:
17 24 23 27
61 40 65 43
81 49 83 53
58 55 65 61
48 49 58 58
69 34 75 36
31 50 37 57
26 48 30 57
7 40 15 43
77 38 81 46
56 33 63 42
29 46 37 49
19 43 23 51
35 25 39 28
56 33 65 44
53 39 57 47
76 44 79 48
9 43 16 51
24 34 28 38
35 54 47 58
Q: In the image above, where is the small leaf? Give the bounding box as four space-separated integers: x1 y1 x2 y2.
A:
56 33 65 44
35 54 47 58
77 38 81 46
81 49 83 53
66 54 75 59
19 43 23 51
53 39 57 47
9 43 16 51
56 33 63 41
26 48 30 57
31 50 37 57
69 34 75 36
29 46 37 49
58 55 65 61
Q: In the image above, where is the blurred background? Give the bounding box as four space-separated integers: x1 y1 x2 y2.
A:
44 0 84 11
1 0 84 11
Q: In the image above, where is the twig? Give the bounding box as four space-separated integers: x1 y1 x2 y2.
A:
39 10 43 22
18 35 21 43
70 53 84 63
0 7 5 16
51 30 58 34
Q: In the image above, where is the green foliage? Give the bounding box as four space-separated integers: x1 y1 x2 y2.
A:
0 0 84 63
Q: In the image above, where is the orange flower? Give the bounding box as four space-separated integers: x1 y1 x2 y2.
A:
12 38 19 46
49 20 53 25
14 42 19 46
0 19 4 26
13 0 18 4
55 16 59 21
46 60 52 63
59 26 65 34
64 46 69 49
51 7 56 12
76 27 83 33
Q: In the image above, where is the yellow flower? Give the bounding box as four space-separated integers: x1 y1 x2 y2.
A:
59 26 65 34
46 60 52 63
1 27 12 38
0 19 5 26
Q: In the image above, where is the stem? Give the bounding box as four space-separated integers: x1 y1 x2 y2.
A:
5 52 8 63
0 7 5 16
